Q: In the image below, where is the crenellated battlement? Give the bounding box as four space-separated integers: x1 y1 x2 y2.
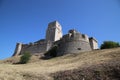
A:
61 29 89 43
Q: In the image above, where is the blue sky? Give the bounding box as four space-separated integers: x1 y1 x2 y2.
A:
0 0 120 60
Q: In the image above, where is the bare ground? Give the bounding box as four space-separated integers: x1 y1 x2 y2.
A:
0 48 120 80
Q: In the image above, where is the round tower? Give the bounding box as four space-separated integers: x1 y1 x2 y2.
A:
57 29 92 56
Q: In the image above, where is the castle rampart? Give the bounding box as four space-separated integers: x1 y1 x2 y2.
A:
57 29 92 56
21 44 46 55
13 21 98 57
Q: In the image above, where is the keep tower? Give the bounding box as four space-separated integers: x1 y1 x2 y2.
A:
46 21 63 42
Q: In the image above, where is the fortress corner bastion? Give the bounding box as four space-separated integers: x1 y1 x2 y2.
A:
12 21 98 56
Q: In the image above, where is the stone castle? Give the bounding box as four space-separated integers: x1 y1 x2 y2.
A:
13 21 98 56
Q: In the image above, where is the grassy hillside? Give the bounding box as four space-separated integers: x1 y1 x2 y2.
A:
0 48 120 80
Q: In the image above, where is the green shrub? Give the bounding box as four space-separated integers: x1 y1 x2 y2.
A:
100 41 119 49
20 52 31 64
44 45 58 57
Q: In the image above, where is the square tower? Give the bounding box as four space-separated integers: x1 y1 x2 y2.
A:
46 21 63 42
89 37 98 50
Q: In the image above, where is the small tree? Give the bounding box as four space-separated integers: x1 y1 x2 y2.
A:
100 41 119 49
44 45 58 58
20 52 31 64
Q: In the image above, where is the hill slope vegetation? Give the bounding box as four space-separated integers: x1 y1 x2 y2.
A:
0 48 120 80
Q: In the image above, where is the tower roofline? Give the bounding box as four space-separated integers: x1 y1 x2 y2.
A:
48 20 60 26
48 20 62 31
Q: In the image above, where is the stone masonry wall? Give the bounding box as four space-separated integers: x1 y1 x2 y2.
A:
12 43 22 56
89 37 98 50
57 30 92 56
57 40 92 56
20 41 47 55
46 21 62 42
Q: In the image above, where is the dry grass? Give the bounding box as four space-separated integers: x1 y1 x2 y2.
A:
0 48 120 80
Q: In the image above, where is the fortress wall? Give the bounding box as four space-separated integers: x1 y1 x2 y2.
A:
57 31 92 56
13 40 48 56
13 21 98 57
57 40 92 56
46 41 53 51
20 43 47 55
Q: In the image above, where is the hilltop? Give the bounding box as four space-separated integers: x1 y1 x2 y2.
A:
0 48 120 80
